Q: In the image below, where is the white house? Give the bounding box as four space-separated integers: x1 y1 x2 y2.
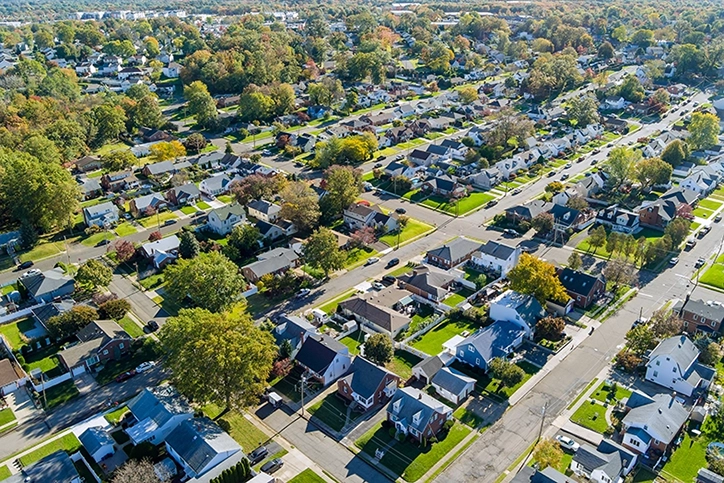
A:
467 126 487 146
79 427 115 463
205 204 246 235
165 417 241 479
571 440 637 483
680 168 719 197
470 240 520 276
489 290 545 339
645 335 716 397
343 203 398 232
162 62 182 78
604 97 627 110
125 386 194 445
200 173 239 196
430 367 476 405
294 334 351 386
620 392 689 454
246 199 281 223
83 201 119 228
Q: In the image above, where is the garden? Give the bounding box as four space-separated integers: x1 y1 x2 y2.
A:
410 318 480 356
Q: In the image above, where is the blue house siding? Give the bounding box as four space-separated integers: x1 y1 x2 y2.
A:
456 343 488 371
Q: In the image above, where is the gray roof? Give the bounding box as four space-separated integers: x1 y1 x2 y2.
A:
243 248 298 279
511 466 575 483
494 291 545 328
20 268 74 300
400 266 456 300
84 201 118 218
457 320 526 364
342 357 397 399
275 315 315 349
506 200 552 220
165 417 240 474
169 183 200 200
141 235 180 258
647 335 699 374
76 319 129 343
573 440 636 481
209 203 246 222
387 387 453 433
431 367 476 396
427 237 481 263
32 300 75 326
58 337 106 368
426 144 450 156
247 199 281 215
133 192 167 211
475 240 517 261
680 298 724 323
412 355 444 380
5 451 79 483
622 392 689 444
144 160 175 175
80 426 114 455
81 178 102 194
295 334 348 375
698 468 724 483
127 386 193 430
558 268 604 297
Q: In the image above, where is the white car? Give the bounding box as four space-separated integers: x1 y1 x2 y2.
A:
373 282 385 290
555 435 580 452
365 257 380 266
632 317 648 328
135 361 157 373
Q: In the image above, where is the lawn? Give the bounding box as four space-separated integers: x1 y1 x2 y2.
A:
270 364 306 402
411 318 479 356
453 406 484 429
43 380 80 410
215 409 269 452
93 142 129 156
117 316 144 338
18 433 81 466
529 451 573 474
0 408 16 426
388 265 415 277
288 469 326 483
318 288 357 315
421 192 496 216
386 350 422 381
479 361 538 399
0 318 35 348
25 345 61 374
139 272 165 290
699 198 723 211
576 227 663 260
179 205 197 215
442 290 472 307
196 201 211 210
569 400 610 433
693 206 715 219
104 406 129 425
80 231 115 247
18 241 64 263
137 211 178 228
217 195 233 204
590 382 632 403
345 247 379 270
339 330 365 355
700 263 724 290
308 393 362 432
0 466 9 481
379 219 434 247
115 222 137 237
355 421 471 482
662 431 708 483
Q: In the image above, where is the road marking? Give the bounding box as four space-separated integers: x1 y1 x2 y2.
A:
638 293 653 298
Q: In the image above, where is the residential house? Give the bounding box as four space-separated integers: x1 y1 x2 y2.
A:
440 139 468 161
80 427 115 463
422 175 465 198
430 367 476 404
74 155 102 172
118 66 144 80
409 149 435 167
675 297 724 334
645 335 715 397
386 387 453 442
256 220 284 241
80 178 103 200
83 201 120 228
412 355 444 384
511 467 575 483
571 440 637 483
294 334 351 386
200 173 238 196
558 268 606 309
275 219 298 237
637 187 697 230
680 168 719 197
141 235 180 269
19 268 75 303
343 203 399 233
698 469 724 483
274 315 317 358
165 183 201 206
57 320 133 376
505 200 553 224
3 451 81 483
165 417 241 479
247 200 281 223
489 290 545 339
549 205 590 233
426 144 453 163
384 161 420 179
470 240 520 277
596 206 641 234
130 193 168 218
141 161 176 178
453 320 526 371
467 126 487 146
101 170 139 192
338 286 413 337
604 97 627 110
125 386 194 445
0 358 25 397
139 128 174 143
426 237 481 269
467 168 501 190
162 62 182 78
205 203 246 236
602 116 628 133
620 391 689 455
241 247 300 283
399 266 457 304
338 357 400 411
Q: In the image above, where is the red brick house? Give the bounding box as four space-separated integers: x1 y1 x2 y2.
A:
557 268 606 309
676 297 724 334
637 188 697 231
338 357 400 411
57 320 133 376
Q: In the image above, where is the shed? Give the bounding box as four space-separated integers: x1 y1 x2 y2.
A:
79 426 115 462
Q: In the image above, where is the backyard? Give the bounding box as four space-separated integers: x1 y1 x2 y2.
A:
661 429 708 483
569 399 610 433
410 318 480 356
442 288 475 308
576 227 664 260
0 317 36 348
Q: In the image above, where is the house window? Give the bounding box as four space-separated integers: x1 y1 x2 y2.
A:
344 386 348 394
119 343 124 349
694 314 698 320
459 350 464 357
712 321 717 328
653 371 658 377
103 349 108 355
672 367 676 373
656 360 660 366
476 358 480 365
630 439 640 447
468 346 474 352
427 429 432 436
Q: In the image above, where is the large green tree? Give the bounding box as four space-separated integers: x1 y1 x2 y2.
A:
604 146 641 189
661 140 688 167
635 157 672 191
76 259 113 291
364 333 394 365
507 253 569 304
320 165 363 219
689 112 720 150
279 181 321 232
184 81 218 129
567 95 599 127
304 227 346 277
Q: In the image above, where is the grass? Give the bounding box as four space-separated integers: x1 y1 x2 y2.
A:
93 142 129 156
529 451 573 474
179 205 197 215
410 318 479 356
0 408 16 426
43 380 80 410
94 340 160 386
139 272 165 290
318 288 357 315
215 409 269 452
632 468 658 483
453 406 484 429
288 469 327 483
344 247 380 270
388 264 415 277
698 198 723 211
590 381 632 403
693 206 715 219
24 345 61 374
569 400 609 433
0 466 9 481
18 433 81 466
80 231 115 247
379 219 434 247
386 350 422 381
18 241 64 263
339 330 365 355
479 361 538 399
0 318 35 348
308 393 363 432
217 195 233 204
117 316 144 338
661 431 708 483
197 201 211 210
442 292 467 307
421 191 496 215
270 364 306 402
114 222 137 237
576 227 663 260
104 406 129 425
137 211 178 228
355 421 471 482
700 263 724 290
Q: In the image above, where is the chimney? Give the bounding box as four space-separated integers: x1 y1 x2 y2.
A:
418 392 422 400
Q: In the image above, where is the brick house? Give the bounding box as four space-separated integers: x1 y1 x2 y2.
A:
557 268 606 309
57 320 133 376
637 187 697 231
338 357 400 411
676 297 724 334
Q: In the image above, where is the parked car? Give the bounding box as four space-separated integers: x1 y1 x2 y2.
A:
374 163 383 168
486 199 499 208
295 288 311 299
248 446 269 464
260 459 284 474
592 149 601 155
21 269 41 278
564 163 572 168
135 361 157 373
560 173 570 180
262 149 272 156
96 239 111 247
555 435 580 452
716 215 722 223
395 207 407 214
503 228 519 237
195 211 205 217
382 275 396 284
511 188 523 195
669 257 679 266
373 282 385 290
685 239 697 250
146 320 159 332
17 261 34 270
695 258 706 268
386 258 400 268
164 219 177 226
115 370 137 383
365 257 380 266
632 317 648 328
698 226 711 238
547 170 557 177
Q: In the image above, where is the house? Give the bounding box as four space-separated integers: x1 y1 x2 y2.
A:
637 187 698 230
3 451 81 483
343 203 398 233
412 355 444 384
338 357 400 411
200 173 238 196
118 66 143 80
163 62 182 78
83 201 120 228
470 240 520 276
602 116 628 133
467 126 487 146
74 155 102 172
125 386 194 445
79 427 115 463
571 440 637 483
338 286 413 336
166 183 201 206
274 315 316 358
139 128 174 143
440 139 468 161
558 268 605 309
58 320 133 376
675 297 724 335
386 387 453 442
426 237 481 269
489 290 545 338
453 320 526 371
399 266 457 303
645 335 715 397
256 220 285 240
101 170 139 192
680 169 719 197
130 193 168 217
512 466 575 483
241 247 300 283
549 205 588 233
426 144 453 162
294 334 351 386
430 367 476 404
0 358 25 397
205 204 246 236
141 161 176 177
19 268 75 303
409 149 435 167
467 168 501 190
604 96 627 110
247 200 281 223
80 178 103 199
165 417 241 479
596 206 641 234
422 175 465 198
505 200 552 223
620 391 689 454
141 235 180 269
384 161 420 179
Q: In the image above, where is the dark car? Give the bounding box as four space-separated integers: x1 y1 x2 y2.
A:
395 207 407 214
146 320 159 332
386 258 400 268
486 199 498 208
382 275 396 284
248 446 269 464
374 163 383 168
261 458 284 474
503 228 519 237
96 239 111 247
17 261 34 270
115 370 137 383
164 219 177 226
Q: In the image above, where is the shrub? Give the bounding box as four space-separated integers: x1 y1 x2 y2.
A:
99 299 131 320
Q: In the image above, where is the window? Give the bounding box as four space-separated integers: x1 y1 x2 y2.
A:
694 314 698 320
459 350 464 357
656 360 660 366
344 386 348 394
672 367 676 373
468 346 474 352
427 429 432 436
702 318 707 324
476 358 480 365
653 371 658 377
713 320 717 328
103 349 108 355
119 343 124 349
629 439 640 447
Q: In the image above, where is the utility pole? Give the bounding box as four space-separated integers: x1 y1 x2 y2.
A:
41 372 47 409
299 374 307 416
537 403 548 443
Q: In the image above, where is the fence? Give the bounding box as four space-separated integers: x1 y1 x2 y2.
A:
30 371 72 393
0 303 44 325
396 342 430 360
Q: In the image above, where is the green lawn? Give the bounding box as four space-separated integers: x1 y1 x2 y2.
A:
81 231 115 247
18 433 81 466
43 380 80 410
442 292 467 307
529 450 573 474
386 350 422 381
139 272 165 290
217 195 233 204
93 142 129 156
117 316 144 338
421 192 496 216
693 206 715 219
0 318 35 349
576 227 663 260
115 222 137 237
411 318 479 356
308 393 362 432
318 289 357 315
18 241 64 263
479 361 538 399
288 469 326 483
196 201 211 210
379 219 434 247
699 198 723 211
590 382 632 403
632 468 657 483
137 211 178 228
344 247 379 270
339 330 365 355
569 400 609 433
0 408 16 426
453 406 484 429
0 465 10 481
104 406 129 425
700 263 724 290
355 421 471 482
214 409 269 452
24 345 61 374
662 431 708 483
179 205 197 215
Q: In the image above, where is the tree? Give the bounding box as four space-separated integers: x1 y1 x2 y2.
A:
485 108 535 149
76 259 113 291
689 112 721 150
536 316 566 341
304 227 346 277
635 157 672 191
603 258 634 292
101 150 136 172
545 182 564 194
350 226 377 248
604 146 641 189
651 88 670 107
598 41 615 59
238 90 274 122
507 253 569 304
308 78 343 106
226 224 261 260
90 104 127 147
114 240 136 263
150 140 186 161
588 226 608 254
47 306 98 339
567 95 599 127
532 38 554 53
279 182 321 232
148 231 162 242
184 81 218 129
567 195 589 211
458 86 478 104
230 174 287 205
664 217 691 248
165 252 246 313
179 231 200 259
320 166 362 219
700 341 722 366
644 234 673 266
533 439 563 471
631 29 655 48
125 95 164 131
649 309 684 338
568 252 583 271
99 299 131 320
38 68 81 102
183 133 207 154
531 212 554 234
626 324 655 355
279 340 293 360
616 350 642 372
111 459 159 483
488 358 525 390
617 76 645 103
364 333 394 365
159 306 276 410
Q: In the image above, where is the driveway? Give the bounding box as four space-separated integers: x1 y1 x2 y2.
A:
5 387 42 425
74 373 99 396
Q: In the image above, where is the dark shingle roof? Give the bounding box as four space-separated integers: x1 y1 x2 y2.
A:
79 427 114 455
430 367 476 395
476 240 516 260
342 357 397 399
8 451 80 483
680 298 724 322
457 320 526 364
295 334 347 375
412 355 444 380
558 268 603 297
427 237 481 263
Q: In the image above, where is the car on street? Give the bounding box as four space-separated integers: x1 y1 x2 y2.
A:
590 159 598 165
262 149 272 156
373 282 385 290
146 320 159 332
592 149 601 155
195 211 205 217
374 163 383 168
503 228 519 237
136 361 157 373
695 258 706 268
395 154 405 160
248 446 269 464
21 269 41 278
123 213 132 220
365 257 380 266
295 288 311 299
261 459 284 474
716 215 722 223
382 275 396 284
686 239 697 250
564 163 572 168
96 239 111 247
669 257 679 266
632 317 648 328
560 173 570 180
395 207 407 214
699 226 711 238
555 435 580 452
486 199 499 208
17 261 34 270
547 170 557 177
115 370 137 383
386 258 400 268
511 188 523 195
164 219 177 226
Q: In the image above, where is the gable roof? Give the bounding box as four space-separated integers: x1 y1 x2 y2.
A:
79 427 114 455
410 149 433 161
475 240 517 261
76 320 129 343
679 298 724 322
247 199 281 215
558 268 603 297
275 315 315 349
426 175 457 192
5 451 80 483
427 237 481 263
431 367 476 395
506 200 552 220
168 183 200 200
144 160 175 176
622 392 689 444
698 469 724 483
573 439 636 481
133 192 167 211
342 357 397 399
492 290 545 328
32 300 75 327
0 358 22 387
127 386 193 434
242 247 298 279
511 466 575 483
209 203 246 222
387 387 452 433
339 288 411 333
399 266 456 299
20 268 74 299
165 417 240 475
412 355 444 380
457 320 526 364
648 335 699 373
84 201 118 219
295 334 348 375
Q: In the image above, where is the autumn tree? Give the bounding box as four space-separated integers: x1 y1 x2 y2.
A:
47 306 98 339
485 108 535 149
603 258 635 292
364 333 394 365
304 227 346 278
567 95 600 127
279 181 321 232
230 174 286 205
536 316 566 341
101 150 136 172
99 299 131 320
76 259 113 291
533 439 563 471
567 196 589 211
150 140 186 161
111 459 159 483
114 240 136 263
183 133 207 153
626 324 655 355
184 80 218 129
567 252 582 271
689 112 721 150
458 86 479 104
350 226 377 248
661 140 688 167
507 253 569 304
649 309 684 338
531 212 554 233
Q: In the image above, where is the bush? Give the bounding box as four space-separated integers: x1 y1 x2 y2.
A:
127 442 161 460
443 420 454 432
99 299 131 320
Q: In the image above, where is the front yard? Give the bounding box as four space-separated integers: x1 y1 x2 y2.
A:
42 380 80 410
80 231 116 247
207 406 269 452
137 211 178 228
700 261 724 290
308 392 364 432
289 469 326 483
114 222 137 237
569 399 610 433
590 381 632 403
379 219 434 247
317 288 357 315
18 433 81 466
345 247 380 270
421 192 496 216
410 318 479 356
